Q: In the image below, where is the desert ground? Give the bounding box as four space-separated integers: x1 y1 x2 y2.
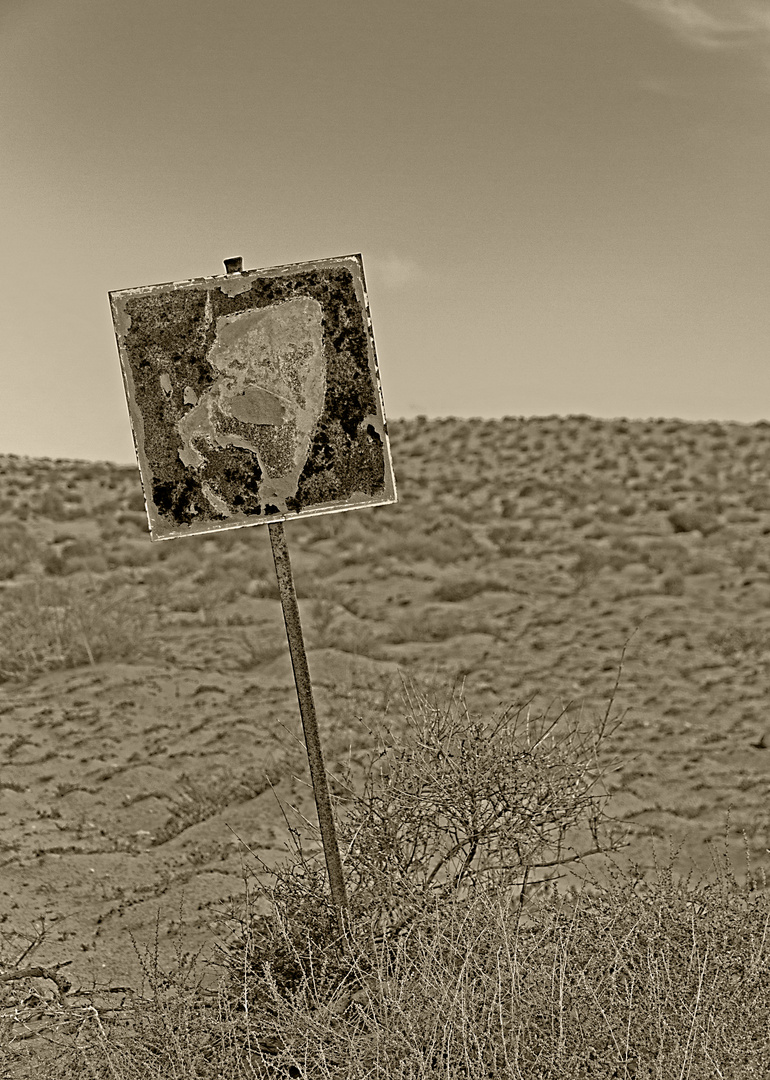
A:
0 414 768 1045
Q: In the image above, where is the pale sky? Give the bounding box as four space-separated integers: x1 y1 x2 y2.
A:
2 0 770 463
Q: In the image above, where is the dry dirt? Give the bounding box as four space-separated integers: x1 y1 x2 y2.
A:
0 415 768 1011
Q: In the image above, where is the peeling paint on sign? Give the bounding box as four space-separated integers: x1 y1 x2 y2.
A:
110 254 396 540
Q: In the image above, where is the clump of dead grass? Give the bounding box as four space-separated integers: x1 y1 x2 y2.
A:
0 574 153 681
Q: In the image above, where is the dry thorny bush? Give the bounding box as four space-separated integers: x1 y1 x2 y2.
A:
213 671 630 1024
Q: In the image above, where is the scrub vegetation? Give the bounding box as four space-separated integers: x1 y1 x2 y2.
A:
0 415 769 1076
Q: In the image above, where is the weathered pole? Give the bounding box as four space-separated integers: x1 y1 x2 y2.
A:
223 257 350 943
267 519 350 936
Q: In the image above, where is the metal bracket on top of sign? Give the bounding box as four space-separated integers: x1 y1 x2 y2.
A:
109 252 398 944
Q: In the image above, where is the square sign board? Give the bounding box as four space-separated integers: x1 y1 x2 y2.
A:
110 254 396 540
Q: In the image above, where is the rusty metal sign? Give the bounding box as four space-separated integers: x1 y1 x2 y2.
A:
110 254 396 540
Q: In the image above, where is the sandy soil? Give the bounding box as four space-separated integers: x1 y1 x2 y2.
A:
0 415 768 1020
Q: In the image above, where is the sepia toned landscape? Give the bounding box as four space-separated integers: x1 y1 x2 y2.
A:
1 414 769 1076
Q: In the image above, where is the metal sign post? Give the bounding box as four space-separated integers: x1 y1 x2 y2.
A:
268 517 349 937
